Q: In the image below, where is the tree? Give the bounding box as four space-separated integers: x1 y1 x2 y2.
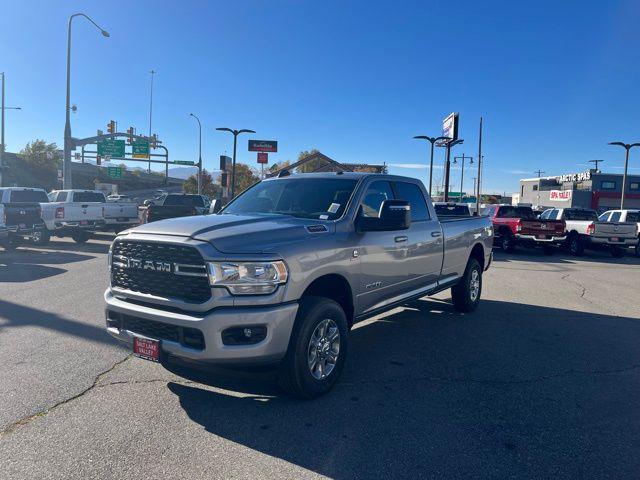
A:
183 169 220 198
295 149 322 173
230 163 260 195
17 140 62 190
268 160 291 173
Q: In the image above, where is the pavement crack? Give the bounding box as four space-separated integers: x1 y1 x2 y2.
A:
0 354 132 438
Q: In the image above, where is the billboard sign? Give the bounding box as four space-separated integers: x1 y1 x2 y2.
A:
442 112 459 142
248 140 278 152
549 190 572 201
257 152 268 164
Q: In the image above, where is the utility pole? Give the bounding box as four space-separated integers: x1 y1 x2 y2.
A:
454 154 473 201
588 159 604 172
475 117 483 215
534 169 545 178
148 69 156 173
609 142 640 209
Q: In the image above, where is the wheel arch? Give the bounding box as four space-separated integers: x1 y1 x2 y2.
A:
300 273 355 327
469 242 485 270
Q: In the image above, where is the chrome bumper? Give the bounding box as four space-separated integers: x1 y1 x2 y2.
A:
516 234 567 243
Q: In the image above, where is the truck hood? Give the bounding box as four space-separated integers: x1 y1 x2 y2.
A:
129 213 334 254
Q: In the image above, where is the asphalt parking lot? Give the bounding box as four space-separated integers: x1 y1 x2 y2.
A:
1 236 639 479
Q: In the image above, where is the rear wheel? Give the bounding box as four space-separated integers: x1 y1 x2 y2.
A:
1 236 16 250
279 296 348 399
71 231 90 243
451 258 482 313
500 231 515 253
31 229 50 245
568 234 584 256
635 238 640 258
610 246 625 258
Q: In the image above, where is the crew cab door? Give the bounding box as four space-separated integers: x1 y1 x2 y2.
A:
355 179 442 315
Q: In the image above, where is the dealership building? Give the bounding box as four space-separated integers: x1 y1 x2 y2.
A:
517 170 640 212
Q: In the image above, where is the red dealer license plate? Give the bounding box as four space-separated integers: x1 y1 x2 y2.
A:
610 237 620 242
80 220 88 225
133 337 160 362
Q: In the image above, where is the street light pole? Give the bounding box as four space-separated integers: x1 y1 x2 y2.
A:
413 135 448 196
443 139 464 202
609 141 640 209
63 13 109 189
148 70 156 173
454 154 473 201
190 113 202 194
216 127 256 198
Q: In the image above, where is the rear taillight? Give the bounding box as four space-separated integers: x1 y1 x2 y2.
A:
586 222 595 235
556 221 566 231
55 206 65 219
516 219 522 232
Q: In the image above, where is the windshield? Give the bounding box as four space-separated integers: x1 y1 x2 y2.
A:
10 189 49 203
434 204 471 216
74 192 105 203
223 178 358 220
163 195 204 207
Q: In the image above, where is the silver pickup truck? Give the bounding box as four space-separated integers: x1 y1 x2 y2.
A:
105 172 493 398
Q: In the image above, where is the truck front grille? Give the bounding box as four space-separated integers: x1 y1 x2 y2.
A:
111 240 211 303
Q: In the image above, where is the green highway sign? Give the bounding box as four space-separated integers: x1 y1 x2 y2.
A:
174 160 195 165
97 139 125 158
107 167 122 179
132 139 150 159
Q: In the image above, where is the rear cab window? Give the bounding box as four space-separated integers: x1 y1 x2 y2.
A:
10 189 49 203
73 191 105 203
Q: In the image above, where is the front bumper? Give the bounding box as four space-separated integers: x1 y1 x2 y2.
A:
516 234 567 243
104 289 299 365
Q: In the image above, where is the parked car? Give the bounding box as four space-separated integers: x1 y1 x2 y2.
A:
105 172 494 398
598 209 640 257
0 187 47 248
142 193 210 223
433 202 474 217
63 190 139 233
0 204 9 249
484 204 566 254
541 208 637 257
39 190 107 244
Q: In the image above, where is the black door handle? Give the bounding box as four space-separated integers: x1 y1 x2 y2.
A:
394 235 408 243
431 231 442 238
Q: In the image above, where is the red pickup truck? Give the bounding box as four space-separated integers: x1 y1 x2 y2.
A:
483 205 566 254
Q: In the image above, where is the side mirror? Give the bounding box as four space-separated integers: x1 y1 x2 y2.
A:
357 200 411 232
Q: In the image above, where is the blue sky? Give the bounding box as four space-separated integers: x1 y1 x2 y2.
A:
2 0 640 193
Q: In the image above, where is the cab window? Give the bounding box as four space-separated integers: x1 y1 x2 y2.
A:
361 181 394 218
392 182 430 221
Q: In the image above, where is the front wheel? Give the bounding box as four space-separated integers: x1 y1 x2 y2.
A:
568 234 584 256
451 258 482 313
635 239 640 258
71 231 90 243
279 296 349 399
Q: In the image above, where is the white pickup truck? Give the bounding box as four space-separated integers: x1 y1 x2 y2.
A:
37 189 106 244
541 207 638 257
599 209 640 257
57 190 139 233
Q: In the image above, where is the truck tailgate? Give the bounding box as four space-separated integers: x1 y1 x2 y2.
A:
520 219 565 237
104 203 138 219
594 221 637 238
59 203 104 221
5 203 42 227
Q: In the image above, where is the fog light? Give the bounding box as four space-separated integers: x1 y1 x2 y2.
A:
222 326 267 346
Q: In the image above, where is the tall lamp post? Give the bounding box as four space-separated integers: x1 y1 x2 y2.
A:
453 154 473 201
0 72 22 187
63 13 109 189
608 141 640 209
443 139 464 202
189 113 203 194
147 70 156 173
413 135 448 196
215 127 255 198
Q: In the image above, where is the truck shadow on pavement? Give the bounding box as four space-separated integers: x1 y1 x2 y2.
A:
492 248 640 266
23 237 113 255
0 249 97 282
165 298 640 479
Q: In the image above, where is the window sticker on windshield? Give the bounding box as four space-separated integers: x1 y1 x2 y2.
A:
328 203 340 214
319 214 329 220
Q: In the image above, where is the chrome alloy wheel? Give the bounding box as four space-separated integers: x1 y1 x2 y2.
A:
469 269 480 302
307 318 340 380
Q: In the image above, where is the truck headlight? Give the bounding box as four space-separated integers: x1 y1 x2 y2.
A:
207 261 288 295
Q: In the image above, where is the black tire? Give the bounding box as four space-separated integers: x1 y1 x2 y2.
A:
71 231 90 243
31 229 50 245
451 258 482 313
1 236 16 250
542 245 555 256
278 296 349 399
635 239 640 258
568 234 584 256
500 231 515 253
610 246 625 258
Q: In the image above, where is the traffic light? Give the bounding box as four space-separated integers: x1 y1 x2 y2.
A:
107 120 116 134
150 133 158 149
96 155 102 166
127 127 134 144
